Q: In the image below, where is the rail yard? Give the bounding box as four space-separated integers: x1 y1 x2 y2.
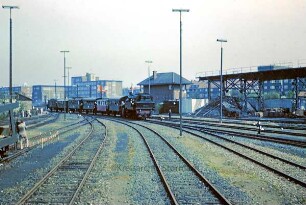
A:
0 110 305 204
0 1 306 204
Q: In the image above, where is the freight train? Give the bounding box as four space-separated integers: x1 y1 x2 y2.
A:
47 93 155 119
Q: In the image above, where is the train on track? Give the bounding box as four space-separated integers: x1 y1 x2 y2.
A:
47 93 155 119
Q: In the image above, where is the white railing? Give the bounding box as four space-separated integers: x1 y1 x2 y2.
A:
196 59 306 78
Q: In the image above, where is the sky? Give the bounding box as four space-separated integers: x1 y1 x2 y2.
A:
0 0 305 88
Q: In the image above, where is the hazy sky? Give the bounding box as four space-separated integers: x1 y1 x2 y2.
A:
0 0 305 88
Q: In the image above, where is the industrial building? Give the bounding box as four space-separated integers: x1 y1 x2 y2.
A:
138 71 192 103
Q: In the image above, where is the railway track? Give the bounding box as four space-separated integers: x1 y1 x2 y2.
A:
15 119 107 205
150 118 306 148
26 113 59 130
145 119 306 188
152 116 306 137
0 116 89 163
108 118 232 205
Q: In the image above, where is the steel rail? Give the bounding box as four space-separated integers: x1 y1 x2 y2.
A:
152 116 306 136
109 118 232 205
16 119 95 205
197 125 306 147
106 118 179 205
68 119 107 205
150 119 306 148
168 118 306 138
151 115 306 129
147 120 306 188
0 118 89 163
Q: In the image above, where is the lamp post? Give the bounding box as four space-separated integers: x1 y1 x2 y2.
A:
54 79 57 98
2 5 19 103
60 50 69 119
66 67 72 98
217 39 227 123
172 8 189 136
145 60 153 94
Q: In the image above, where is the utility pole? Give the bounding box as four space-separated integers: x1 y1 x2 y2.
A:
60 50 69 120
145 60 153 94
54 79 57 98
217 39 227 123
172 8 189 136
2 5 19 103
66 67 72 98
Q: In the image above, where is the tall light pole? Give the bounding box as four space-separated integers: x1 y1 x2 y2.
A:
60 50 69 119
173 8 189 136
66 67 72 98
2 5 19 103
54 79 57 98
145 60 153 94
217 39 227 123
66 67 72 86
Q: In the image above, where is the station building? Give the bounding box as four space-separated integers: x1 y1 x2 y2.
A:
138 71 192 103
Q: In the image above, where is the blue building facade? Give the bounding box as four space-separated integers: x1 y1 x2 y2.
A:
32 85 65 107
70 73 122 98
186 81 219 99
0 86 22 100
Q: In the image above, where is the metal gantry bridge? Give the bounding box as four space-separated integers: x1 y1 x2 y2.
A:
198 66 306 111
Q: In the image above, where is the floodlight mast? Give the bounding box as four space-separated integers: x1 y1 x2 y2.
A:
60 50 69 120
217 39 228 123
2 5 19 103
145 60 153 94
172 8 189 136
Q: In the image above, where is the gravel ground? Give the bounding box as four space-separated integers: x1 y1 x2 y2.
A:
76 119 169 204
26 113 83 138
135 124 224 204
0 120 91 204
22 120 104 204
138 121 306 205
1 115 304 204
228 135 306 160
184 131 306 183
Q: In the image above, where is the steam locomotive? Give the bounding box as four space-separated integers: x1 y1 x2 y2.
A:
47 93 155 119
